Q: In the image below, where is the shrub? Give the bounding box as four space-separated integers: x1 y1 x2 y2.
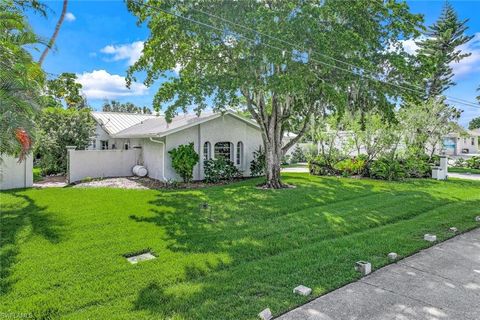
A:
35 107 95 175
453 158 467 168
308 155 337 176
290 145 306 163
168 143 199 182
204 158 241 183
369 158 406 181
250 146 265 176
281 154 291 165
334 157 366 176
467 156 480 169
403 156 431 178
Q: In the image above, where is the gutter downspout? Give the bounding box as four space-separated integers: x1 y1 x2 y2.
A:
149 137 166 181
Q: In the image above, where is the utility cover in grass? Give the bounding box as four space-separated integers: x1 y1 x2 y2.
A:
126 252 156 264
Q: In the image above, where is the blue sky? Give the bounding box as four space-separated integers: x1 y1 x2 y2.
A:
27 1 479 127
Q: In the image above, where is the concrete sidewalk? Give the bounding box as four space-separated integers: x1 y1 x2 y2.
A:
278 228 480 320
448 173 480 181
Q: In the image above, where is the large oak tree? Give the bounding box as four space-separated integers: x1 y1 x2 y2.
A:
126 0 421 188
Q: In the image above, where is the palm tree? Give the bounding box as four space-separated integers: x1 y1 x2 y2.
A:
0 6 45 161
38 0 68 66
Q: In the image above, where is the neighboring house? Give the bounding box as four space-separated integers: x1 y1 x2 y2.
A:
442 129 480 156
77 111 262 182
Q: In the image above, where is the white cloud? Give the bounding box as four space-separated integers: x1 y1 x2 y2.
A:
76 70 148 100
65 12 76 22
398 38 421 55
451 33 480 78
100 41 144 66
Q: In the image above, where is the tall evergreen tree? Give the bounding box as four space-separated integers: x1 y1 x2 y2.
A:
417 2 473 98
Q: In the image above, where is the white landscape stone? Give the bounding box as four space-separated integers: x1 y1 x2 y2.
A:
475 216 480 222
387 252 398 261
258 308 272 320
126 252 156 264
293 285 312 296
424 234 437 242
355 261 372 276
449 227 458 233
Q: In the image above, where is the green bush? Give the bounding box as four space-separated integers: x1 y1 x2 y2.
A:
369 158 406 181
35 107 95 175
467 156 480 169
290 145 306 163
204 158 241 183
403 156 431 178
33 167 42 182
168 143 199 182
334 157 366 176
281 155 291 165
308 155 337 176
453 158 467 168
250 147 265 176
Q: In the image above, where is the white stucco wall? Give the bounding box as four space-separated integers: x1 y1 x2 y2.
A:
68 149 141 183
142 138 165 181
167 114 263 181
0 155 33 190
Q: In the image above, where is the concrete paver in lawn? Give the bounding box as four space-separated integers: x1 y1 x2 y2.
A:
277 228 480 320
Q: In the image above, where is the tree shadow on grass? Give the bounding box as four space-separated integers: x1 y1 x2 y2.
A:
130 177 479 319
0 191 64 296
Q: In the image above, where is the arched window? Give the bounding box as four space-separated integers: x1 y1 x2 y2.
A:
203 142 211 161
236 141 243 166
214 142 233 161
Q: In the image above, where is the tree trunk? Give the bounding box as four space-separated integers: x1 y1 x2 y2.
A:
38 0 68 66
264 138 283 189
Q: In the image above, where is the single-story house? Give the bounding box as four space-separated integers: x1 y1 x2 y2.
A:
76 111 263 182
442 129 479 156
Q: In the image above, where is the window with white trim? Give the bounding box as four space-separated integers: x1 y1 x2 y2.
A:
236 141 243 166
100 140 109 150
203 141 211 161
214 142 233 161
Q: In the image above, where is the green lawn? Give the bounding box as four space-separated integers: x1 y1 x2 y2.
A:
1 173 479 319
449 167 480 174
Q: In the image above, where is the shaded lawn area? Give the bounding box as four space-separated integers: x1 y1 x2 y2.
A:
1 173 479 319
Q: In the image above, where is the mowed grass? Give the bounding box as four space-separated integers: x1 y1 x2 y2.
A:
1 173 479 320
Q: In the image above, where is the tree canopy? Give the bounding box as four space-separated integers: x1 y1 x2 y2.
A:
102 100 152 114
46 72 88 109
469 117 480 130
126 0 422 187
416 2 473 99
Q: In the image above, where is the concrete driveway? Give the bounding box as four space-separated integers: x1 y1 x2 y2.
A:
278 228 480 320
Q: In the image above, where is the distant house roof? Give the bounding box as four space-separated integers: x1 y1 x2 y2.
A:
445 129 480 138
92 111 260 138
91 112 157 135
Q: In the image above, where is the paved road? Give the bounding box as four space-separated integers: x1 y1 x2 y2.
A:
278 228 480 320
448 173 480 181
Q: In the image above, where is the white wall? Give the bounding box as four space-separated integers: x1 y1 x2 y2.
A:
0 155 33 190
142 138 165 181
163 115 263 181
68 149 141 183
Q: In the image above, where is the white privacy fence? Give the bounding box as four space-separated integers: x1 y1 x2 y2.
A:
0 155 33 190
67 149 141 183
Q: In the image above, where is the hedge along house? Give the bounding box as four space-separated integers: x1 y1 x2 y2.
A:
76 111 263 182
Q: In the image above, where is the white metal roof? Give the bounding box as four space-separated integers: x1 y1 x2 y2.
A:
113 111 260 138
91 112 157 135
